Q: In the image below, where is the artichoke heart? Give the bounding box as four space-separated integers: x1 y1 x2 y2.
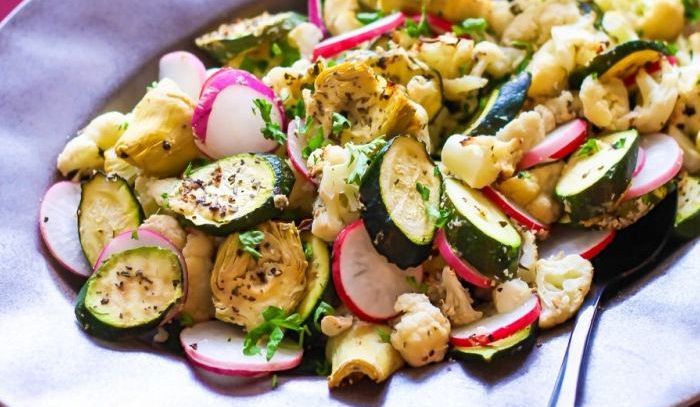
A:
115 78 200 177
307 61 430 148
326 322 404 388
210 221 307 330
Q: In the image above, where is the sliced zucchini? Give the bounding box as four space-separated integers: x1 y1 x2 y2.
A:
195 12 306 66
675 173 700 239
297 232 331 322
167 154 294 235
78 173 143 266
569 40 670 89
441 177 522 281
451 323 538 362
556 130 639 222
464 72 531 137
360 136 441 268
75 247 184 340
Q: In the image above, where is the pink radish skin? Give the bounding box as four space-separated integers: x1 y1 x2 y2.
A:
519 119 588 169
538 225 616 260
482 186 549 232
633 147 646 177
180 321 303 376
286 118 318 185
436 229 495 288
313 13 406 60
39 181 92 277
159 51 207 101
332 220 423 322
409 14 454 35
625 133 683 200
308 0 327 36
192 68 285 159
450 295 541 347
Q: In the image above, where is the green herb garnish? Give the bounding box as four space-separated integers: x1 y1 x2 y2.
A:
612 137 626 150
183 158 211 177
331 112 351 136
243 306 309 361
405 276 429 294
376 327 391 343
453 18 488 38
315 359 332 376
160 192 170 208
179 313 194 327
416 182 431 201
302 129 325 160
253 98 287 144
312 301 336 331
357 11 384 25
239 230 265 260
405 7 431 38
345 138 387 185
576 138 601 157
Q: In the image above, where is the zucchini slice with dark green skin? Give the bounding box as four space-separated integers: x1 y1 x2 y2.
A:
75 247 184 341
296 232 331 322
675 173 700 239
464 71 531 137
195 12 306 65
78 172 143 266
360 136 441 268
569 40 670 89
441 177 522 281
556 130 639 222
451 323 538 362
167 153 294 236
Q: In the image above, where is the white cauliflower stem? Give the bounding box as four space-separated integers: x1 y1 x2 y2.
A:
390 294 450 367
535 254 593 329
440 267 483 326
493 278 532 314
141 214 186 250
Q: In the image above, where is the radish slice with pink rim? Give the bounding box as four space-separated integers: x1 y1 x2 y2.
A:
519 119 588 169
286 118 318 185
538 225 616 260
332 220 423 322
450 294 541 347
159 51 207 101
624 133 683 200
192 68 285 159
308 0 327 36
436 229 494 288
181 320 303 376
313 13 406 60
409 14 454 35
482 186 549 232
633 146 646 177
39 181 91 277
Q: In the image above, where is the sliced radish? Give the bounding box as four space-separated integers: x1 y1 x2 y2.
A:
408 14 454 35
625 133 683 200
435 229 494 288
286 118 317 185
313 13 406 60
192 68 285 159
519 119 588 169
332 220 423 322
538 225 616 260
39 181 91 277
450 294 540 347
159 51 207 101
633 146 646 177
180 320 303 376
482 186 549 232
308 0 327 36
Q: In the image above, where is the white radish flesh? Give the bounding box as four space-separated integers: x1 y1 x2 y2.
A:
519 119 588 169
332 220 422 322
39 181 91 277
538 225 616 260
313 13 406 60
158 51 207 101
286 119 317 185
482 186 549 232
180 320 303 376
625 133 683 200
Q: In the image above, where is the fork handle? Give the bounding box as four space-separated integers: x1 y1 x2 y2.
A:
548 284 605 407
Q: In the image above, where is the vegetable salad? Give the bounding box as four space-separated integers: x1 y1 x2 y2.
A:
41 0 700 390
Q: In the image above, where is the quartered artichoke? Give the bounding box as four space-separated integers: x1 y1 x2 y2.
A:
210 221 307 330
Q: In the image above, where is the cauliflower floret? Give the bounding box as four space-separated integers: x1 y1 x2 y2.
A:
407 76 444 118
441 134 520 189
519 229 539 271
595 0 684 40
414 35 475 80
496 110 547 154
323 0 362 35
527 41 570 97
493 278 532 313
288 23 323 59
668 127 700 174
56 136 103 180
470 41 525 79
535 254 593 329
439 267 483 326
580 76 631 130
141 214 186 250
487 0 516 36
442 75 489 101
502 0 582 46
263 59 316 112
321 315 354 337
601 11 639 43
627 62 679 133
103 148 138 184
182 231 216 322
390 293 450 367
533 91 582 125
81 111 130 150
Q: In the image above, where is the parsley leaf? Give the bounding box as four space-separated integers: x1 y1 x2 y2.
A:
405 276 429 294
517 171 531 180
240 57 269 74
345 138 387 185
179 313 194 327
271 42 283 57
303 241 314 260
315 359 332 376
243 306 309 361
183 158 211 177
453 18 488 38
118 121 129 131
435 207 450 228
405 8 432 38
287 99 306 120
576 138 601 158
302 129 325 160
253 98 287 144
146 81 159 91
331 112 351 136
312 301 336 331
131 229 139 240
511 40 534 73
376 327 391 343
612 137 626 150
416 182 431 201
357 11 384 25
683 0 700 22
160 192 170 209
239 230 265 259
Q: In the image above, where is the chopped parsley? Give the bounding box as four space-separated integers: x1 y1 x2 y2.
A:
146 81 159 91
517 171 531 180
253 98 287 144
183 158 211 177
238 230 265 260
179 313 194 327
312 301 336 331
130 229 139 240
405 276 429 294
331 112 351 136
118 121 129 131
511 40 534 73
345 138 387 185
271 42 283 57
683 0 700 22
416 182 431 201
612 137 626 150
357 11 384 25
405 8 432 38
452 18 488 39
376 327 391 343
302 129 326 160
243 306 309 361
315 359 332 376
576 138 600 158
434 207 450 228
303 241 314 260
287 99 306 120
160 192 170 208
240 57 269 74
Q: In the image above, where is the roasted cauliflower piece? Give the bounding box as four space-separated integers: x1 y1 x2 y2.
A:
210 221 307 330
390 293 450 367
502 0 582 46
439 267 483 326
307 61 429 147
56 136 104 180
324 0 363 36
441 134 520 189
141 214 187 250
535 254 593 329
579 76 631 131
493 278 532 313
326 321 404 387
497 161 564 224
182 230 216 323
628 62 679 133
115 79 200 178
595 0 685 41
